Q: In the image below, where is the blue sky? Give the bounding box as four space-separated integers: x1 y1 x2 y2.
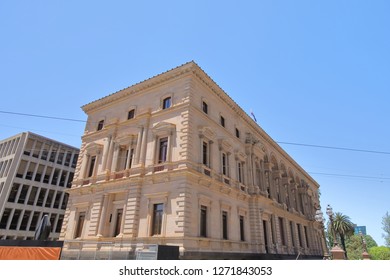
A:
1 1 389 246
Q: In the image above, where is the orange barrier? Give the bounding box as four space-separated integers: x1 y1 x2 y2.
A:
0 246 62 260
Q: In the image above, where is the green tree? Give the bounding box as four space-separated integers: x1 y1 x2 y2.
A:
382 212 390 247
369 246 390 260
329 212 355 259
345 234 377 260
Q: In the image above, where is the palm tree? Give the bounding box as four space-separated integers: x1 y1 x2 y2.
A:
330 212 355 259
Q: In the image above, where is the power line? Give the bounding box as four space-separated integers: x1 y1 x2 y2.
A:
309 172 390 181
1 109 390 155
277 141 390 155
0 110 86 123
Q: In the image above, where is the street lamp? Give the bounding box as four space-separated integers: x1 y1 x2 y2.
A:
315 207 330 259
359 230 371 260
325 204 345 260
326 205 338 247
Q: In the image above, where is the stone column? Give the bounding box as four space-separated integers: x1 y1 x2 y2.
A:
134 127 143 165
101 135 112 171
111 143 120 172
140 126 148 166
97 194 110 237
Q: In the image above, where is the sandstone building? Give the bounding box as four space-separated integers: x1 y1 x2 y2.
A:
0 132 79 240
60 61 325 259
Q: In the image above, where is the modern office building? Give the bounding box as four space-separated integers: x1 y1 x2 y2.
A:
0 132 79 240
354 226 367 236
60 61 324 259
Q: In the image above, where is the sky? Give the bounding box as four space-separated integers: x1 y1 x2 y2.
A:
0 1 389 246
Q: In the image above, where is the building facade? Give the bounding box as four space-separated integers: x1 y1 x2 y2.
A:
60 62 325 259
0 132 79 240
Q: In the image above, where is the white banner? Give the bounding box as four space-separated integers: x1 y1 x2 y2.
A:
0 260 386 280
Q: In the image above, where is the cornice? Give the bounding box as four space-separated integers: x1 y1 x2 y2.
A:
81 61 197 113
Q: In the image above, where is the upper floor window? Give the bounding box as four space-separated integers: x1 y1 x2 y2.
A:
128 109 135 120
222 211 228 240
237 161 244 184
202 141 209 167
97 120 104 131
222 152 229 176
202 101 208 114
200 206 207 237
152 203 164 235
220 116 225 127
162 97 171 109
235 128 240 138
158 137 168 163
87 155 96 178
74 212 86 239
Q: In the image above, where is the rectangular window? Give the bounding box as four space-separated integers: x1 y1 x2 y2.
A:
297 224 303 247
200 206 207 237
41 143 50 160
88 156 96 177
56 215 64 233
158 137 168 163
50 214 56 233
43 166 52 184
220 116 225 127
25 162 36 180
0 208 12 229
59 170 67 187
240 215 245 241
279 217 286 246
152 203 163 235
222 152 228 176
114 209 123 237
10 209 22 230
66 172 74 188
36 188 47 207
28 212 40 232
20 211 31 231
128 109 135 120
16 160 27 178
51 169 60 185
17 185 29 204
263 220 269 253
64 152 72 166
35 164 44 182
8 183 20 203
27 186 38 206
71 154 78 168
61 193 69 210
24 139 34 156
237 162 244 183
74 212 86 238
304 226 310 248
129 148 134 168
202 141 208 166
202 101 208 114
222 211 228 240
162 97 171 109
270 217 276 245
290 221 295 247
53 192 62 209
45 190 55 207
97 120 104 131
49 148 57 163
57 149 65 164
33 141 42 158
